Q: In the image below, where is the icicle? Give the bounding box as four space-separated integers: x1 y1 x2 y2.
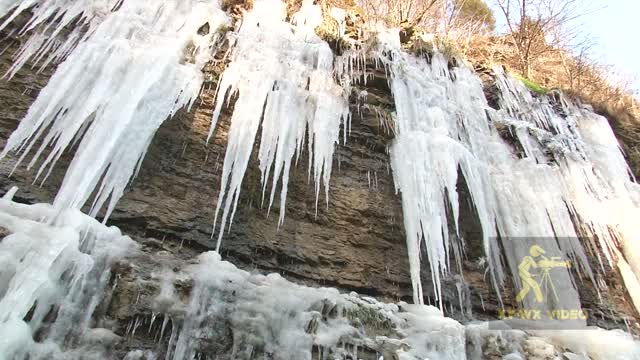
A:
0 0 113 78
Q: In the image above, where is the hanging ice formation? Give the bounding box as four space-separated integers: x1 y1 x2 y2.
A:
0 0 229 221
0 0 639 314
207 0 349 249
377 29 640 309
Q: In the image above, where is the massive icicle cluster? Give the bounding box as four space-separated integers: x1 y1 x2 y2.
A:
208 0 349 249
373 30 640 310
0 0 228 221
0 0 639 332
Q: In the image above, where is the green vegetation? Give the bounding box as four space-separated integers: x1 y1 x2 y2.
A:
515 74 549 95
315 22 350 55
344 306 396 336
438 37 460 62
215 24 234 36
403 31 461 66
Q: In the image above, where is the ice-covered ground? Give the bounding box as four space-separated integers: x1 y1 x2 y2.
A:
0 190 135 359
0 194 638 359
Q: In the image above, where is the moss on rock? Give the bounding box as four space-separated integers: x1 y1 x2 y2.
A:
514 74 549 95
344 306 397 337
315 18 350 55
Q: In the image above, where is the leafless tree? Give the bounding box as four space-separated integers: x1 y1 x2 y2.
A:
494 0 588 79
358 0 495 39
557 37 595 91
359 0 439 27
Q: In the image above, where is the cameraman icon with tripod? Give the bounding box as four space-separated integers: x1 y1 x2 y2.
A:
515 245 571 303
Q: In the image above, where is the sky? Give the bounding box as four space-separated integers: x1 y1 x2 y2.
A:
490 1 640 93
582 1 640 92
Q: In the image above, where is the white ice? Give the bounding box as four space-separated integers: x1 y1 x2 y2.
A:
0 0 229 221
376 28 639 313
0 192 638 359
0 188 134 359
208 0 349 249
0 0 639 328
153 250 640 360
155 250 469 360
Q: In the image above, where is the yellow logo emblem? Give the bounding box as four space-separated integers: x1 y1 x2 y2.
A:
515 245 571 303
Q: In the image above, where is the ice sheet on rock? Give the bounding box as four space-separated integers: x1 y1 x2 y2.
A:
395 304 466 360
617 257 640 316
153 251 468 360
167 252 351 359
465 323 528 359
152 251 640 360
123 350 158 360
0 0 228 221
0 190 637 359
209 0 349 249
567 103 640 283
468 322 640 360
0 191 134 359
535 327 640 360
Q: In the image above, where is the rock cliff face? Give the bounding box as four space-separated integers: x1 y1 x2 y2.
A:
0 7 639 359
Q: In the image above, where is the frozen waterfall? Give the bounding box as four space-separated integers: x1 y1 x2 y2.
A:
0 0 639 358
377 32 621 311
